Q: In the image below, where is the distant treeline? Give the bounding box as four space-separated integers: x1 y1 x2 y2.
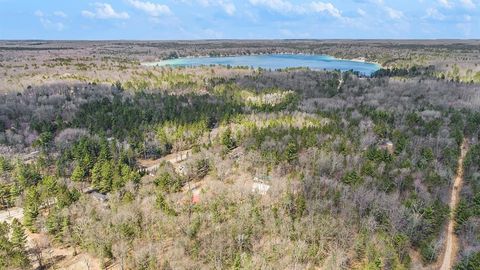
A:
372 65 436 78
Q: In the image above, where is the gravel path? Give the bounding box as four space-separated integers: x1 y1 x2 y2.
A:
440 139 468 270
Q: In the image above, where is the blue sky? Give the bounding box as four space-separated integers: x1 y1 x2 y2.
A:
0 0 478 39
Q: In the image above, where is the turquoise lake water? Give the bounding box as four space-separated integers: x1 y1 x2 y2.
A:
143 54 381 75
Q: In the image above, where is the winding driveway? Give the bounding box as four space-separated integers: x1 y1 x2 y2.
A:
440 139 468 270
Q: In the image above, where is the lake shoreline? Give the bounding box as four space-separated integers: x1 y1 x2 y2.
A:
142 53 382 75
143 53 381 66
335 56 383 68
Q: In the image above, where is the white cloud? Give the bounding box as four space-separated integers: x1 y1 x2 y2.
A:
310 2 342 18
249 0 343 18
82 3 129 19
34 10 66 31
189 0 236 15
221 1 236 15
423 7 446 20
54 11 67 18
438 0 453 8
34 10 44 17
368 0 405 21
249 0 301 13
460 0 475 9
126 0 172 16
357 8 366 16
81 11 96 18
39 18 65 31
385 7 403 20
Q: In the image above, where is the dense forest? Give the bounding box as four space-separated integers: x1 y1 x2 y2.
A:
1 41 480 269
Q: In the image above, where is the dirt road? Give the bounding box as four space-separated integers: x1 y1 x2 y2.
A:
0 207 24 223
139 149 192 174
439 139 468 270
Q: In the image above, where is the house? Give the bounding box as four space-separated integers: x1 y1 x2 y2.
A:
228 148 244 160
379 140 394 155
252 176 271 195
176 164 188 176
175 151 189 163
84 188 108 203
191 189 201 204
144 163 161 176
90 192 108 203
23 151 39 163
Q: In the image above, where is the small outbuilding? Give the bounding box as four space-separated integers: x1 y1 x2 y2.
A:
191 188 201 204
84 188 108 203
91 192 108 202
378 140 394 155
252 176 271 195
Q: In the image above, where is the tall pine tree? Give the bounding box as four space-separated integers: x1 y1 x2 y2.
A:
23 187 40 232
11 218 27 251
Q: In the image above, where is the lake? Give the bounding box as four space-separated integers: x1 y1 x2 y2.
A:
143 54 381 75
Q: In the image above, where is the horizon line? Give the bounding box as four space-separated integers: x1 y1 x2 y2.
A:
1 38 480 42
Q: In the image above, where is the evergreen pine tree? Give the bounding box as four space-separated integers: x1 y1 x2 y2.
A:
61 215 70 242
23 187 40 231
42 175 58 206
9 218 30 268
0 184 11 209
10 183 21 197
0 222 11 268
98 138 111 161
99 161 113 193
71 163 85 182
284 141 298 162
46 208 60 238
221 128 236 151
11 218 27 251
112 163 123 191
91 161 103 188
